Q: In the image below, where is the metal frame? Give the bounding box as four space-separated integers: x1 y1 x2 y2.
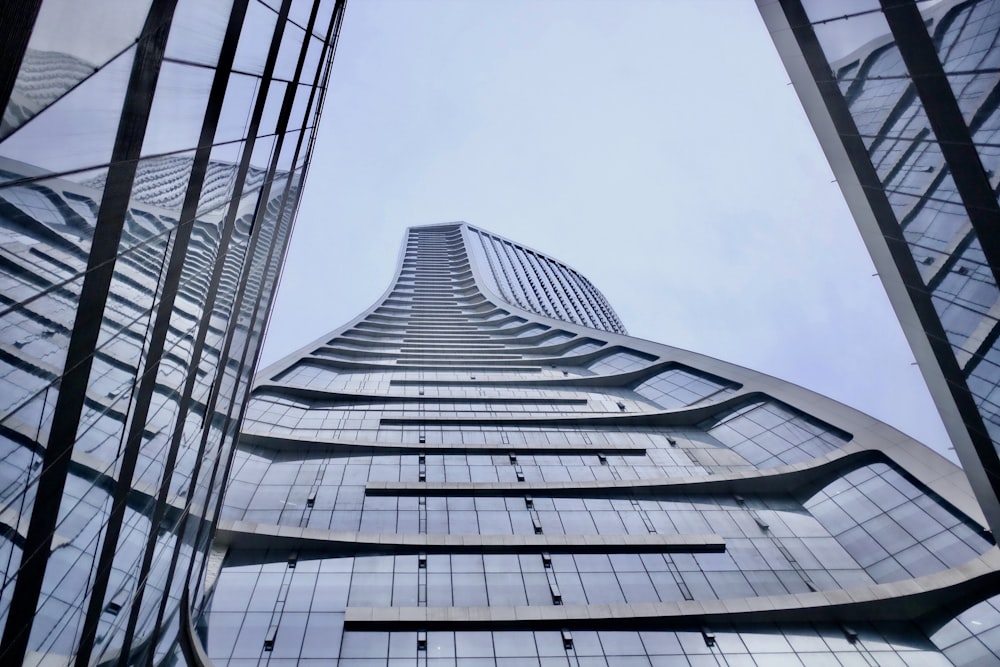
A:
112 2 252 663
761 0 1000 536
0 1 348 663
0 3 179 662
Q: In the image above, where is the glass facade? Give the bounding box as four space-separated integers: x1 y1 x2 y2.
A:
757 0 1000 535
0 1 345 665
466 225 627 335
205 223 1000 665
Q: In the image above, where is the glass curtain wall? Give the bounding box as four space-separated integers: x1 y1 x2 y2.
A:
206 223 1000 666
757 0 1000 538
0 1 345 665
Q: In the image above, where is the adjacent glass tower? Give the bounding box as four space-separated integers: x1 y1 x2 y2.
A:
208 223 1000 665
0 1 345 665
756 0 1000 538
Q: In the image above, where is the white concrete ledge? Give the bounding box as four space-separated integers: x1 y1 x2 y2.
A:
343 548 1000 629
214 519 725 557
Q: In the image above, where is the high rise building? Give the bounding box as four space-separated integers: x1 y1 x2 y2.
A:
756 0 1000 538
207 222 1000 665
0 1 345 665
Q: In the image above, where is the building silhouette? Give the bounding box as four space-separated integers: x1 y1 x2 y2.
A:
0 1 345 665
757 0 1000 540
207 222 1000 665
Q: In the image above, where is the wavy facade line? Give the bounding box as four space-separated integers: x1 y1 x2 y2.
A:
207 222 1000 665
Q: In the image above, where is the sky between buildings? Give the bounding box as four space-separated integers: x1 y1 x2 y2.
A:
259 0 955 461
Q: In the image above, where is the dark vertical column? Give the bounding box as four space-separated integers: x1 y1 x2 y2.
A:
176 0 297 601
879 0 1000 289
0 1 42 115
144 0 295 655
201 0 348 548
111 1 251 663
877 0 1000 523
775 0 1000 534
186 0 346 604
0 2 178 664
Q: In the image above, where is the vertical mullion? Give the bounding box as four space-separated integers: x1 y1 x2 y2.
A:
879 0 1000 289
146 0 298 654
112 1 253 662
488 234 521 307
0 3 179 665
775 0 1000 536
0 1 42 115
182 0 327 613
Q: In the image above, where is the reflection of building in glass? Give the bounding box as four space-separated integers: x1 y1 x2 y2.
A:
0 1 345 665
757 0 1000 541
207 222 1000 665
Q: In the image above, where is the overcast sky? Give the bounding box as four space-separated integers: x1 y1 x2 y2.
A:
260 0 954 461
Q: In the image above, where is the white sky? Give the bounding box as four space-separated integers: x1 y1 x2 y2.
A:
260 0 954 460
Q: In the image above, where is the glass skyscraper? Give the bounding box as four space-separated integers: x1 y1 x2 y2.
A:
756 0 1000 539
206 222 1000 665
0 1 345 665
